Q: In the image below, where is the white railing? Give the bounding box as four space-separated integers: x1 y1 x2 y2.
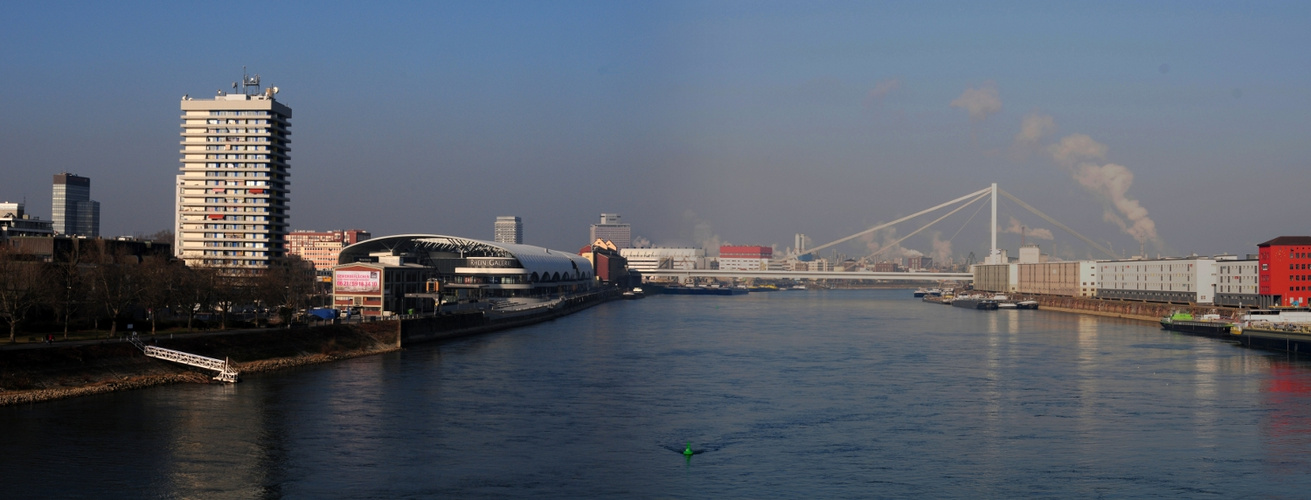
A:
130 333 240 383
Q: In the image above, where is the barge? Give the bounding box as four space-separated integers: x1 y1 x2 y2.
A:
1160 312 1234 338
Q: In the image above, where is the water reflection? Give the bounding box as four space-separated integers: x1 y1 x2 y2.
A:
7 290 1311 497
1261 359 1311 475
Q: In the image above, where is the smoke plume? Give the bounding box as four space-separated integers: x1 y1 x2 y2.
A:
1047 133 1107 166
1002 216 1054 240
1014 113 1056 145
859 228 924 260
930 232 953 263
682 210 722 256
1046 133 1162 249
950 82 1002 122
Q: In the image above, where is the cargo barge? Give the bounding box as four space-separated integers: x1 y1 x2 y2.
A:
1227 308 1311 353
1159 312 1234 338
951 295 999 310
656 285 749 296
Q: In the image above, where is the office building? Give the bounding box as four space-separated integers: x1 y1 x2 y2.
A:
494 216 522 244
0 202 54 241
52 173 100 237
589 213 631 249
175 73 291 268
287 229 371 273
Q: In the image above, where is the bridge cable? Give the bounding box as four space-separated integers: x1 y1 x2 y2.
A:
803 186 993 257
946 195 989 245
996 189 1119 259
867 191 991 259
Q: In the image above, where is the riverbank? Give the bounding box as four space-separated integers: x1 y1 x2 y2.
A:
1 290 621 407
0 322 400 407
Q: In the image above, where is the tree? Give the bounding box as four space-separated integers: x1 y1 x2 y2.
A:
258 256 316 327
135 229 175 246
176 265 211 331
208 266 252 330
0 246 44 342
90 247 145 337
40 240 87 339
137 255 182 334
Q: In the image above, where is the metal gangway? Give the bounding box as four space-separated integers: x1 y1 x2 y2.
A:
128 333 240 383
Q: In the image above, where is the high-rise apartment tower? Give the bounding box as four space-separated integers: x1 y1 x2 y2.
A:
52 173 99 237
589 213 631 249
494 216 523 244
175 72 291 268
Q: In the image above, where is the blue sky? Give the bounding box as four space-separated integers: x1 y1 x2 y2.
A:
2 1 1308 261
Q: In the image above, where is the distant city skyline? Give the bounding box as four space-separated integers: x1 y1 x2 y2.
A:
2 2 1308 258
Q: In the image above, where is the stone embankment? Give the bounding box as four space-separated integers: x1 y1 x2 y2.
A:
0 322 400 407
1029 295 1244 323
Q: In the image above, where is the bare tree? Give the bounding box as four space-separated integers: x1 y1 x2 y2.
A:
138 255 183 334
91 247 144 338
40 240 88 339
209 266 253 330
176 265 212 331
135 229 175 246
0 246 44 342
259 256 316 327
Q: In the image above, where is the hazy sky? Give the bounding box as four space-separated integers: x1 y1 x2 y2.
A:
2 1 1308 261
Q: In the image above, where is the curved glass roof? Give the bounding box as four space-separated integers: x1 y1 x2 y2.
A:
338 234 593 278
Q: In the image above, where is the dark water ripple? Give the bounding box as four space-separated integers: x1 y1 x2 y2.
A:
5 289 1311 498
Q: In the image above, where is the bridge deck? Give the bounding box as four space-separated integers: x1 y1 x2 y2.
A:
640 270 970 281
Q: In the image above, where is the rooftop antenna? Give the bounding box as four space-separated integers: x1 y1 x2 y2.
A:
241 66 262 95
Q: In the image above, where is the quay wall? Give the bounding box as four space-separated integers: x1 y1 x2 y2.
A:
1027 295 1243 323
400 290 619 345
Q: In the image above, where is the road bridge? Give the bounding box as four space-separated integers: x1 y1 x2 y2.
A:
641 269 970 282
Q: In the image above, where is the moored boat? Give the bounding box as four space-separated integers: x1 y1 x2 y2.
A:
1160 311 1233 338
951 295 999 310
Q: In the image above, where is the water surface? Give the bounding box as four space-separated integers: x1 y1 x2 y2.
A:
5 290 1311 498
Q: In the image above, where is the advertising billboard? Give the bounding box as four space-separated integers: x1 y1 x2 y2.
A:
335 269 381 294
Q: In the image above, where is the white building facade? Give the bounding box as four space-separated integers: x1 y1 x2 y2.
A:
1214 256 1264 307
1096 258 1217 304
619 247 705 271
175 78 291 268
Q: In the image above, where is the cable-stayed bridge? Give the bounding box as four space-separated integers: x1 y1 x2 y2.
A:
642 183 1114 283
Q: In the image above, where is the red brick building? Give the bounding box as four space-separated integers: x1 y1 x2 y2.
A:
1259 236 1311 307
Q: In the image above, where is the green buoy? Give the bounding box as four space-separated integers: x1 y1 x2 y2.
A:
683 442 694 457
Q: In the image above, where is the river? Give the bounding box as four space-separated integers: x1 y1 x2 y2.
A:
5 289 1311 498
